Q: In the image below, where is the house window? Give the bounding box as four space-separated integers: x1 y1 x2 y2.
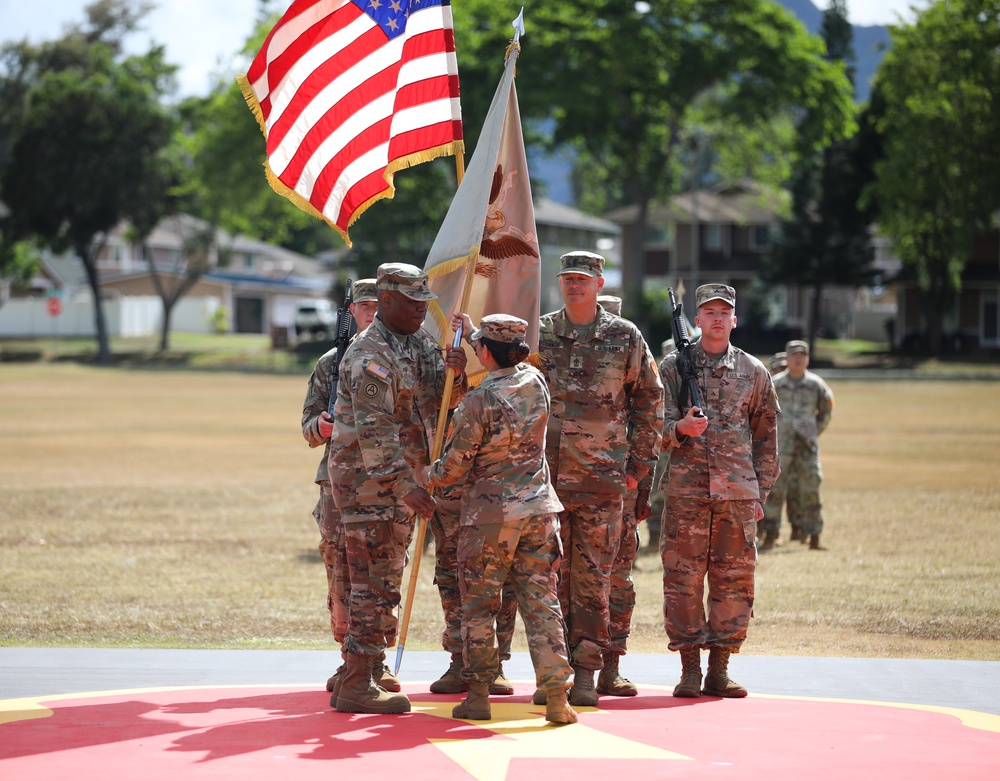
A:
244 253 255 270
750 225 771 250
705 224 722 250
645 224 673 247
982 293 999 346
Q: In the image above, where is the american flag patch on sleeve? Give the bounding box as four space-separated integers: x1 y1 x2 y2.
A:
364 360 393 382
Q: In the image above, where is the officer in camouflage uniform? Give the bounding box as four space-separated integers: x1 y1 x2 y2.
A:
423 314 576 725
770 351 788 376
595 294 646 697
301 279 379 692
328 263 468 715
535 251 663 707
761 340 833 551
660 284 779 699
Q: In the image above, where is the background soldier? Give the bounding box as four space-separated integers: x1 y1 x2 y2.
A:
597 293 644 697
328 263 467 714
423 314 577 725
301 279 379 692
761 340 834 551
535 251 663 707
659 284 779 699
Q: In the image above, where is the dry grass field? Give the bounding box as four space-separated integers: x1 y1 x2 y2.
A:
1 363 998 660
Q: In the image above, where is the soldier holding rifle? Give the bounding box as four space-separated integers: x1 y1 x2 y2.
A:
659 284 779 699
300 279 378 692
327 263 467 714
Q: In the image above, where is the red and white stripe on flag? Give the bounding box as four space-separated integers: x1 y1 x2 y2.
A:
240 0 464 246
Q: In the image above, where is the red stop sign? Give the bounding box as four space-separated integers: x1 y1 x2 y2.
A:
47 296 63 317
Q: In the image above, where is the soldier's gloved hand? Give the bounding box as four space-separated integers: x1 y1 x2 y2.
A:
402 486 436 519
635 489 652 522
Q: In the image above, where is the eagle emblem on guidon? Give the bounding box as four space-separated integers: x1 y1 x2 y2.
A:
475 164 539 279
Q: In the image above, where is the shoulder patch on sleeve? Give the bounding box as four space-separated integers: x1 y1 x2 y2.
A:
364 360 393 383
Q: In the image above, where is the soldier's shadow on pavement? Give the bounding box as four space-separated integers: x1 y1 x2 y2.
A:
162 690 479 762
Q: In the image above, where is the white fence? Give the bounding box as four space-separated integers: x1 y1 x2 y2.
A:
0 295 222 338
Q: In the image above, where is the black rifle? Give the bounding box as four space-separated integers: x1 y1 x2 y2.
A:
327 280 355 415
668 287 705 418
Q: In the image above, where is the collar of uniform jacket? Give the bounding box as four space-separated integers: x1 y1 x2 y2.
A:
694 341 737 371
551 307 617 341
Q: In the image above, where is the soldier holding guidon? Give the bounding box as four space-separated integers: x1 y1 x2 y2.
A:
422 313 577 725
327 263 468 715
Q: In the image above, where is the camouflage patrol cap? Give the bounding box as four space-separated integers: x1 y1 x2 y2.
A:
785 340 809 355
352 278 377 303
770 351 788 370
695 283 736 308
469 313 529 344
558 250 605 278
597 295 622 316
376 262 437 301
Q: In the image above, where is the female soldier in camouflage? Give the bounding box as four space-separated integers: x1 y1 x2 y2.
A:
422 314 577 725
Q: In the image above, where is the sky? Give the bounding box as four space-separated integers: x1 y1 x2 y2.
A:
1 0 933 98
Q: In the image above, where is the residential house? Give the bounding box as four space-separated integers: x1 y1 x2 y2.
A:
605 182 894 342
1 214 331 338
889 217 1000 352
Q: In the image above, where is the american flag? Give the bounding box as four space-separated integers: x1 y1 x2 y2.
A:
239 0 464 246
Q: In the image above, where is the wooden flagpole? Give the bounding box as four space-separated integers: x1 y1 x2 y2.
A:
394 152 474 675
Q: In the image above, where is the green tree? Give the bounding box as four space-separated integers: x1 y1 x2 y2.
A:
865 0 1000 355
452 0 855 310
762 0 876 350
0 0 179 365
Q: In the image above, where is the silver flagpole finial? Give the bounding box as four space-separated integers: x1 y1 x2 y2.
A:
512 7 525 41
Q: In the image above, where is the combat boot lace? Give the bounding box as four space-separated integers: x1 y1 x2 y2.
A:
452 681 492 720
702 647 748 698
673 647 703 698
596 653 638 697
430 653 468 694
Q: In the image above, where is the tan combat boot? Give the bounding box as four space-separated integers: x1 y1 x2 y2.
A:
544 688 578 725
568 666 599 707
430 653 468 694
452 681 491 720
673 647 702 698
702 647 748 698
761 528 780 552
596 652 638 697
489 663 515 695
531 688 547 705
325 664 343 693
374 652 402 692
335 653 411 713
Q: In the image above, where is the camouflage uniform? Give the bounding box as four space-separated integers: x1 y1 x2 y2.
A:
536 273 663 672
302 344 350 644
430 492 517 664
329 313 467 658
426 318 571 695
301 280 378 647
762 360 833 539
659 337 779 652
